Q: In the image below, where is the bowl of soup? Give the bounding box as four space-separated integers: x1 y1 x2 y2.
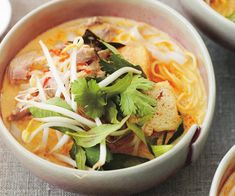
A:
210 145 235 196
0 0 215 194
180 0 235 50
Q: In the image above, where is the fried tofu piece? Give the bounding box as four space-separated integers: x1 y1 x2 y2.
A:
119 44 150 74
143 81 182 136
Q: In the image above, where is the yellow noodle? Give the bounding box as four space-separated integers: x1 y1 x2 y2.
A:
151 51 206 126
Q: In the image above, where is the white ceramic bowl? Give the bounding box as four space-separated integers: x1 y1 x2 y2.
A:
210 145 235 196
0 0 215 194
180 0 235 50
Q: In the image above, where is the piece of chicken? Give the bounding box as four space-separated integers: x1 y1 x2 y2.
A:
143 81 182 136
76 45 97 64
8 51 45 83
87 17 116 42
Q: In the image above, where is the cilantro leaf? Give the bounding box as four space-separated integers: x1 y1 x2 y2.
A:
102 73 133 97
29 97 72 118
129 75 155 90
71 78 106 118
120 75 156 117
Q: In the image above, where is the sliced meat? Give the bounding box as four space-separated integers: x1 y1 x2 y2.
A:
143 81 182 136
119 44 150 74
89 23 117 42
108 134 153 160
76 45 97 64
86 17 104 27
8 108 31 121
77 60 105 79
8 51 45 83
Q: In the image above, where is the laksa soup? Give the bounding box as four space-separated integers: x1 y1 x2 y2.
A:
205 0 235 22
1 17 207 170
219 166 235 196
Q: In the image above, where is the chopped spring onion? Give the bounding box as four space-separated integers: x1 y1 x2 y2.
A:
39 40 71 105
17 100 96 127
98 67 141 88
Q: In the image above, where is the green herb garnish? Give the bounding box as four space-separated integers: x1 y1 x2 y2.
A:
66 116 128 148
151 145 173 157
106 100 119 124
29 97 72 118
71 78 106 118
120 75 156 117
71 73 156 120
102 73 132 97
